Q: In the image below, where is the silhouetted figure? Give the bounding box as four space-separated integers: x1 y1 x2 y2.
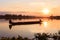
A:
9 20 12 24
9 20 13 30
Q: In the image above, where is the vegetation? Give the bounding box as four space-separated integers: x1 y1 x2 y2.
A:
50 16 60 20
0 31 60 40
0 14 60 20
34 31 60 40
0 14 37 20
0 35 31 40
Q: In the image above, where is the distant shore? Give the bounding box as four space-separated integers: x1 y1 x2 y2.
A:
0 14 60 20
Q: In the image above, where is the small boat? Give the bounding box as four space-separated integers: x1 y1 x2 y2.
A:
9 19 42 29
9 19 42 26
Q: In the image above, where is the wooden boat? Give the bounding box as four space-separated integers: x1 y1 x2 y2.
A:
9 19 42 29
9 19 42 26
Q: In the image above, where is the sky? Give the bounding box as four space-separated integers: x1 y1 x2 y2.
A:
0 0 60 16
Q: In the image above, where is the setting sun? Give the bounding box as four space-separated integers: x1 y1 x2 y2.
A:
42 8 50 14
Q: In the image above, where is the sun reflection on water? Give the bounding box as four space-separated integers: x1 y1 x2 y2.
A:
42 21 48 28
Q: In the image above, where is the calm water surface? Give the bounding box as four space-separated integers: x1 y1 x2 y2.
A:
0 19 60 38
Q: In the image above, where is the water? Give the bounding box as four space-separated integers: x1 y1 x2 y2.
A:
0 19 60 39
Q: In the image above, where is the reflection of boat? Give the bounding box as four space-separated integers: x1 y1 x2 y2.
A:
9 19 42 29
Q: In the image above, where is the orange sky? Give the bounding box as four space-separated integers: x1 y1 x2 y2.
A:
0 0 60 16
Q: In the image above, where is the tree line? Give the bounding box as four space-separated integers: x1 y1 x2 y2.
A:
0 14 37 20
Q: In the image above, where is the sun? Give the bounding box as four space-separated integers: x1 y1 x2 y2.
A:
42 8 50 14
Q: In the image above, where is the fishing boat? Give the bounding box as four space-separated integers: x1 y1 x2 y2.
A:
9 19 42 26
9 19 42 29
